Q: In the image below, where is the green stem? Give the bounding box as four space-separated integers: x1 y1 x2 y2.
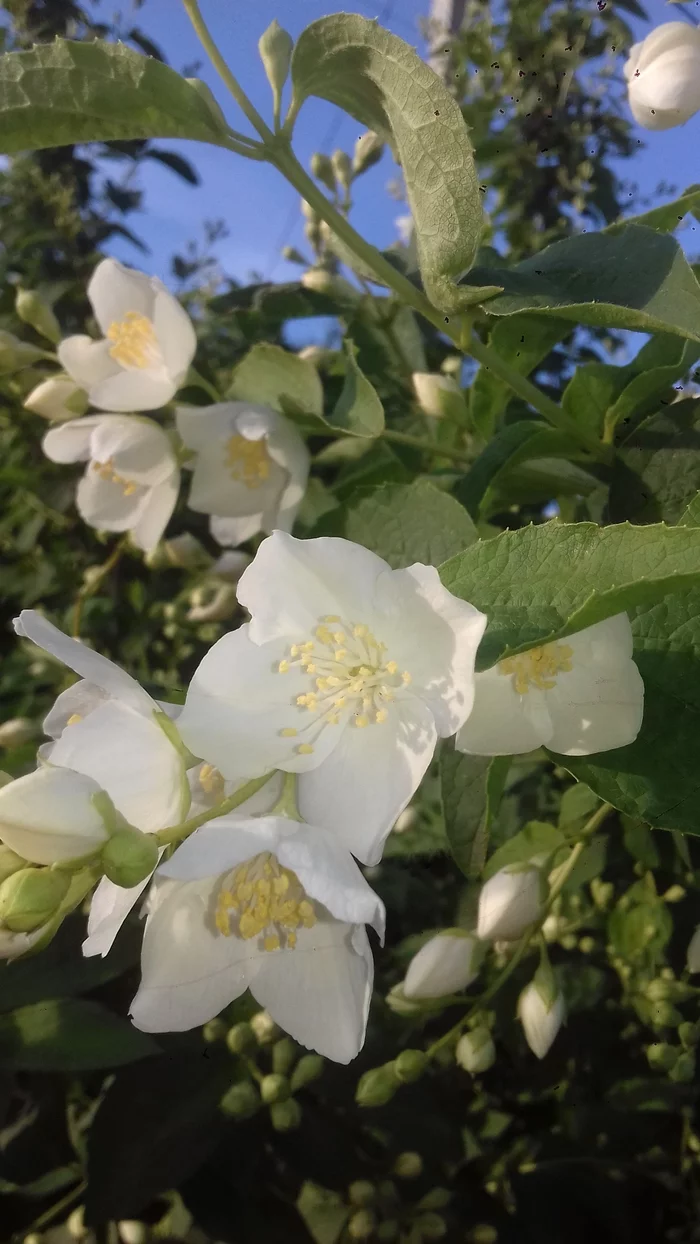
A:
156 773 275 847
425 802 613 1060
187 365 221 402
12 1179 87 1242
72 535 129 639
182 0 275 143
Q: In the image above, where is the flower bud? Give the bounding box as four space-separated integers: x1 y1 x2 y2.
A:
270 1097 302 1131
394 1049 427 1084
272 1036 297 1076
393 1151 423 1179
646 977 695 1003
646 1042 677 1072
117 1222 148 1244
290 1052 324 1091
67 1207 86 1238
670 1051 696 1083
282 245 307 264
310 152 336 194
517 978 565 1059
348 1181 375 1207
624 22 700 132
687 925 700 973
203 1017 227 1044
356 1062 400 1108
211 550 252 582
0 717 35 748
261 1073 290 1104
403 930 481 1000
101 829 159 889
0 330 46 374
477 866 544 942
0 867 70 933
226 1021 256 1055
331 149 352 192
301 267 361 304
415 1212 447 1240
250 1009 279 1045
186 582 239 624
0 845 28 885
258 19 293 108
679 1021 699 1048
353 131 384 176
220 1080 259 1118
161 532 211 570
24 376 88 421
348 1210 376 1241
412 372 463 420
15 288 61 344
386 983 426 1016
456 1027 496 1074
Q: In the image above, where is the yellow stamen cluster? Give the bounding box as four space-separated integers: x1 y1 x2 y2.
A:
499 642 574 695
276 615 411 754
107 310 159 369
215 852 316 952
66 713 83 726
91 457 138 496
225 434 271 488
199 763 225 801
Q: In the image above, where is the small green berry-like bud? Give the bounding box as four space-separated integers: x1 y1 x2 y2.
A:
202 1018 227 1044
393 1151 423 1180
356 1062 400 1107
261 1073 290 1105
670 1051 696 1083
348 1209 376 1240
101 829 159 889
0 845 27 885
258 20 293 110
418 1188 451 1211
269 1097 302 1132
353 130 384 176
415 1211 447 1240
385 984 426 1017
0 867 70 932
311 153 336 193
456 1028 496 1075
250 1010 279 1045
290 1052 324 1092
646 1042 678 1072
394 1049 427 1084
272 1036 297 1076
220 1080 259 1119
0 330 45 374
15 288 61 344
282 246 307 265
226 1021 256 1055
331 149 353 191
348 1181 375 1207
679 1021 699 1048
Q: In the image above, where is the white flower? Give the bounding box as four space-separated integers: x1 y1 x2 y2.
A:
177 532 487 864
687 926 700 974
402 929 481 1000
129 813 385 1064
24 375 88 421
517 979 565 1059
42 414 179 552
412 372 461 419
57 258 196 412
0 766 110 864
456 613 644 758
176 402 310 548
624 22 700 132
477 866 543 942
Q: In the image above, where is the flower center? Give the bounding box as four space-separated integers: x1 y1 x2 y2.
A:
107 310 159 369
498 642 574 695
215 852 316 952
198 762 225 801
276 616 411 756
91 456 138 496
225 434 271 488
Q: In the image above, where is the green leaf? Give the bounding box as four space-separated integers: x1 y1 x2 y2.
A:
0 40 230 153
470 316 570 439
341 478 478 568
0 915 141 1013
462 227 700 343
483 820 565 880
297 1182 349 1244
210 280 338 320
679 493 700 527
440 745 510 878
609 184 700 235
558 782 599 830
440 520 700 670
227 342 323 417
455 421 584 518
322 340 384 437
0 998 157 1070
290 15 493 311
609 399 700 525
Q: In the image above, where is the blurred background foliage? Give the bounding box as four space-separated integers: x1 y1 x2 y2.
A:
3 1 700 1242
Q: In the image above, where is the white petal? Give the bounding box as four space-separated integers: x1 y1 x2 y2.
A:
545 616 644 756
298 698 438 865
374 563 487 736
252 918 373 1063
455 665 549 756
49 700 186 832
130 471 179 553
89 368 176 413
83 870 156 958
57 337 119 390
0 766 108 863
88 258 156 333
43 680 108 739
237 531 391 645
186 441 286 517
14 610 155 716
152 286 197 384
176 403 237 452
76 469 148 531
43 415 105 465
634 22 700 75
129 876 260 1032
262 413 310 526
210 512 264 547
477 867 543 941
90 416 176 486
403 931 480 999
518 983 565 1059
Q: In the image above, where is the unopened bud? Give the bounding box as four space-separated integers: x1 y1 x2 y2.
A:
261 1073 290 1104
394 1049 427 1084
393 806 417 834
393 1151 422 1179
649 999 682 1028
301 267 360 304
679 1021 699 1048
670 1051 696 1083
210 550 251 583
226 1021 256 1055
646 1042 677 1072
0 330 45 374
441 355 462 377
353 131 384 175
0 867 69 933
269 1097 302 1131
282 245 307 265
15 288 61 344
386 983 426 1017
290 1052 324 1091
67 1208 85 1239
403 930 481 1000
161 532 210 570
310 152 336 193
356 1062 400 1107
186 582 238 623
118 1222 148 1244
647 977 695 1003
478 866 544 942
412 372 463 420
348 1210 376 1240
258 20 293 110
272 1036 297 1076
456 1027 496 1074
663 885 686 903
24 375 87 421
415 1212 447 1240
220 1080 259 1118
203 1017 227 1044
331 149 352 191
0 717 35 748
250 1010 279 1045
348 1181 375 1207
300 198 319 222
101 829 158 889
687 926 700 973
517 978 565 1059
